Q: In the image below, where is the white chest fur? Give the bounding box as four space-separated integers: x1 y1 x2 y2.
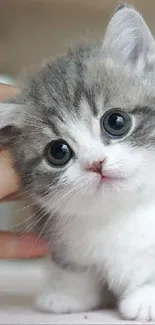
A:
58 201 155 296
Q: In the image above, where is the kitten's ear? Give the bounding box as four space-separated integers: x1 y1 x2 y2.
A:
102 5 155 72
0 103 23 147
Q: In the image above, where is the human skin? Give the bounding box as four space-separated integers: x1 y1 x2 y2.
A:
0 84 49 258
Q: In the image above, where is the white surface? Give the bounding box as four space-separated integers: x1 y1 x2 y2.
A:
0 259 146 324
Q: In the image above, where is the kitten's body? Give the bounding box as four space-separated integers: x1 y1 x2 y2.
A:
2 5 155 321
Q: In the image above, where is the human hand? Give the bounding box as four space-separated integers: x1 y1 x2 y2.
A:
0 84 49 258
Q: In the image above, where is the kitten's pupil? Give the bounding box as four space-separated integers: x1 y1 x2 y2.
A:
45 140 72 167
53 143 68 160
108 114 124 130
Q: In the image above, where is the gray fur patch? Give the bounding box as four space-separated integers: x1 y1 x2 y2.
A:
1 5 155 270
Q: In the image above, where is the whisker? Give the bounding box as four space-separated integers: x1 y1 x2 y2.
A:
10 190 53 233
10 202 44 231
19 194 54 239
15 191 50 212
35 212 51 242
20 209 47 236
15 176 86 240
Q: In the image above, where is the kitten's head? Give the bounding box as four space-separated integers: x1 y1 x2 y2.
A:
1 5 155 218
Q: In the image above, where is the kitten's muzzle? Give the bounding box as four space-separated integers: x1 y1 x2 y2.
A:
85 160 119 183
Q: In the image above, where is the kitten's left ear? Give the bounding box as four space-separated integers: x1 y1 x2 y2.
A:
102 5 155 72
0 103 23 148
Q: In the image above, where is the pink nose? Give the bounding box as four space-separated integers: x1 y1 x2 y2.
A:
86 160 104 175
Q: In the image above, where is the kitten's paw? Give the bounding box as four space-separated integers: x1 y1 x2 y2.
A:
35 290 90 314
119 285 155 321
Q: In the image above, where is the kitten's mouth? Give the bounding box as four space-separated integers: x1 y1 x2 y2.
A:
95 174 113 191
100 175 112 182
99 173 124 184
87 165 124 187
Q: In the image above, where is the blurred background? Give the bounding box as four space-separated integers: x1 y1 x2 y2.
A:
0 0 155 230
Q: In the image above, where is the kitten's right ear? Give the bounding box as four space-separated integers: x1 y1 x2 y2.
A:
102 5 155 73
0 103 23 148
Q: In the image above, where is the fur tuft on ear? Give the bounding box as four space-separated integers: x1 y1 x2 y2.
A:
102 5 155 73
0 103 23 148
115 4 130 12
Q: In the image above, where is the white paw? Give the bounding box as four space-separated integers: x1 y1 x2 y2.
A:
119 286 155 321
35 290 87 314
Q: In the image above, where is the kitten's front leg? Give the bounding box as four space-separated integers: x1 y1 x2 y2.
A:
109 203 155 322
35 262 104 313
119 285 155 321
117 209 155 321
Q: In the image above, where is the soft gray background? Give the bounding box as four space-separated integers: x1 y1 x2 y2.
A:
0 0 154 229
1 0 155 76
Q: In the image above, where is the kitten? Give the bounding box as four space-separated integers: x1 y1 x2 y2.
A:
1 4 155 321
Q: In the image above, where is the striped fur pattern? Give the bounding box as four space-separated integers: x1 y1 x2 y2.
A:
1 5 155 321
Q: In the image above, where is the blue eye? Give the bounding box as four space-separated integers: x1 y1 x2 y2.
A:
45 140 73 167
101 109 131 138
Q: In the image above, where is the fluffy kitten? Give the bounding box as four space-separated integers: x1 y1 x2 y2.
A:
2 4 155 321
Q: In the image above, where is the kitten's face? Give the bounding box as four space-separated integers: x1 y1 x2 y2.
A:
2 6 155 218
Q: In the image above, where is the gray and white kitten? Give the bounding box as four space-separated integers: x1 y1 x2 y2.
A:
1 5 155 321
